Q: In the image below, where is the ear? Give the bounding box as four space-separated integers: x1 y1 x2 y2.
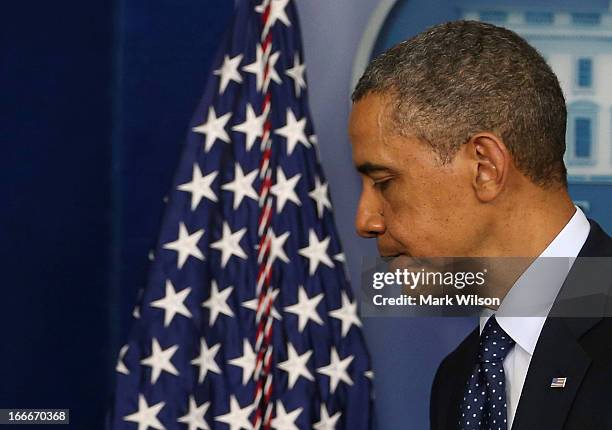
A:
468 133 510 202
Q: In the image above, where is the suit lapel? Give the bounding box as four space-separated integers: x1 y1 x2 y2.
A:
511 317 596 430
444 330 479 430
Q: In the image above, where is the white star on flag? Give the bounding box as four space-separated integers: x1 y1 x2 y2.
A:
150 280 192 327
242 287 282 320
270 167 301 212
210 222 248 266
242 43 265 91
284 286 324 332
242 43 281 92
190 338 222 383
313 404 341 430
140 338 179 384
221 164 259 210
192 107 232 152
270 401 302 430
334 252 350 279
177 164 218 210
255 0 291 36
214 396 255 430
308 177 331 218
201 281 235 326
298 229 333 275
116 344 129 375
231 103 264 151
162 222 205 269
177 396 211 430
333 252 346 263
228 338 257 385
277 343 314 389
285 53 306 96
275 109 309 155
214 54 243 94
123 394 166 430
328 290 362 337
317 347 354 394
264 229 290 266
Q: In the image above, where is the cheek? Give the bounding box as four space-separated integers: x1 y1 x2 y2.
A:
381 178 473 254
382 178 438 223
381 187 431 244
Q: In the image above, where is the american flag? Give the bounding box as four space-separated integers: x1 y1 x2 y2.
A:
550 377 567 388
108 0 374 429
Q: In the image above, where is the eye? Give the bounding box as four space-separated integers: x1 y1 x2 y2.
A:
373 177 392 191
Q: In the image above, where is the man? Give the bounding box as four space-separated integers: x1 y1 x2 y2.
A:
349 21 612 430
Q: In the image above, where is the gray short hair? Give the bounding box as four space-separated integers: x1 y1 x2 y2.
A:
352 20 567 187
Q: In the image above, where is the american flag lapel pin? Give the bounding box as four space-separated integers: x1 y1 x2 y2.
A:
550 377 567 388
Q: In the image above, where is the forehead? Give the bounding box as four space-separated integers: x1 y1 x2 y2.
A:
348 93 397 165
348 93 388 142
349 94 413 165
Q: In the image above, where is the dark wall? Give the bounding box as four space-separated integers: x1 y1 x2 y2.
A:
1 0 114 427
1 0 232 427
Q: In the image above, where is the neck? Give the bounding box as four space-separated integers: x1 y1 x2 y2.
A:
480 186 576 258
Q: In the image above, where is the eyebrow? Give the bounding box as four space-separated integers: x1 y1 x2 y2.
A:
355 162 393 175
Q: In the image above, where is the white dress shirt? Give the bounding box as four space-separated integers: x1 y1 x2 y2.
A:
479 207 590 429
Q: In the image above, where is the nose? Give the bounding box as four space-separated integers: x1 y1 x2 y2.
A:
355 188 385 238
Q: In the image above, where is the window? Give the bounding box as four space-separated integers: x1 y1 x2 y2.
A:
577 58 593 88
572 13 601 25
566 101 598 165
525 11 554 24
575 118 592 158
479 11 508 23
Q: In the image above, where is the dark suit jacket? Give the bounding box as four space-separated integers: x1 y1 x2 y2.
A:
430 220 612 430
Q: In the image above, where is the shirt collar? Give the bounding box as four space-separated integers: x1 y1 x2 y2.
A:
479 206 590 355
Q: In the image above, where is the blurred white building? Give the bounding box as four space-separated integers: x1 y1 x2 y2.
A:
462 2 612 183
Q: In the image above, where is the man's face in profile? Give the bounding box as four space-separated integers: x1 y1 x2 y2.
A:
348 93 483 258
